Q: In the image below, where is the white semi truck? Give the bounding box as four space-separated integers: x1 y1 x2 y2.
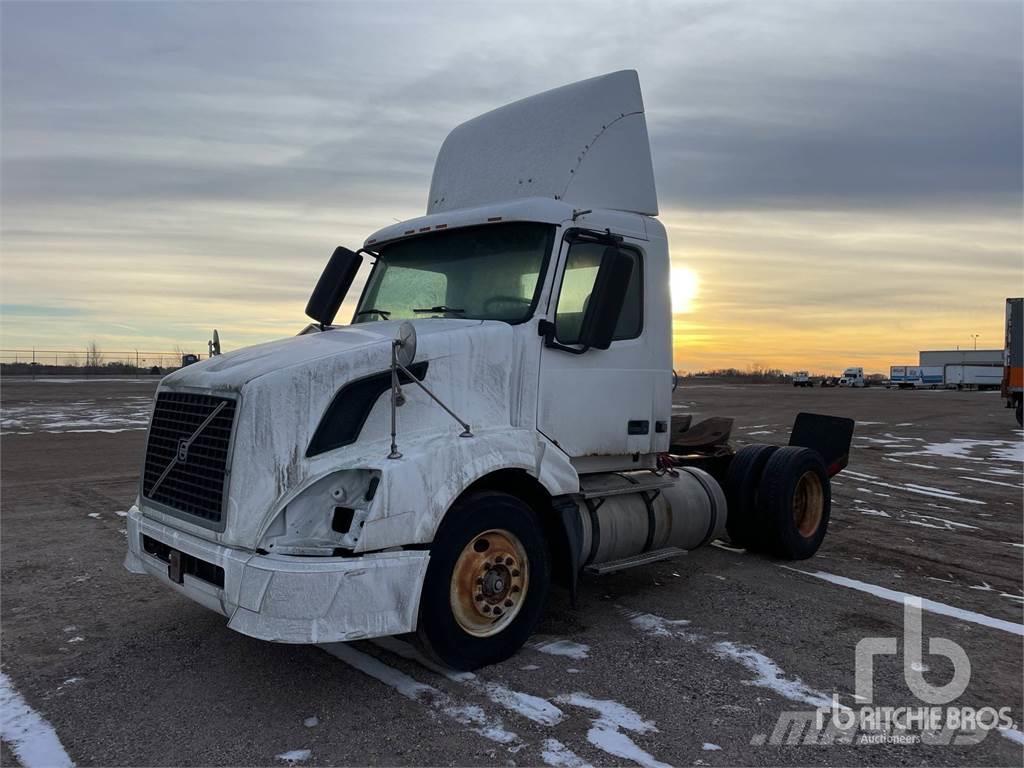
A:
838 367 865 387
124 72 853 669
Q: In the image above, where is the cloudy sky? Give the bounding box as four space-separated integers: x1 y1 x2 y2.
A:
2 0 1021 372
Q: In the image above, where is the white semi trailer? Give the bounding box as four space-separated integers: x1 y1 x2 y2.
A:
124 72 853 669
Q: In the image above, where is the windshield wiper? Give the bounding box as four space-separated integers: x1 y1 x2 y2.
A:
354 308 391 319
413 306 465 314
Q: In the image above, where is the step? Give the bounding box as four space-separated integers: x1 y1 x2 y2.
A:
578 477 675 499
583 547 686 576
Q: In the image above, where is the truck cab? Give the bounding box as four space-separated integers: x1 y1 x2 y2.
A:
838 367 865 387
124 72 848 669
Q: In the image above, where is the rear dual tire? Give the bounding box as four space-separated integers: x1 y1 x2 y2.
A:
724 445 778 548
724 444 830 560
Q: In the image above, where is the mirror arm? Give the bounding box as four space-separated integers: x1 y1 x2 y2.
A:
538 319 591 355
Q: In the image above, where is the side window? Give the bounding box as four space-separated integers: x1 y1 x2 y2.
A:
554 242 642 344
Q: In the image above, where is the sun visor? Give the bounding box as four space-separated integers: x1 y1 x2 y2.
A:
427 70 658 217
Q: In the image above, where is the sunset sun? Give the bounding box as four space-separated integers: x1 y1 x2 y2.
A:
670 266 699 314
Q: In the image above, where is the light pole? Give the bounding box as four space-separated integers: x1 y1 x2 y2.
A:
970 334 979 351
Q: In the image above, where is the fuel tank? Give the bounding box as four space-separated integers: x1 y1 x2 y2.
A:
575 468 727 566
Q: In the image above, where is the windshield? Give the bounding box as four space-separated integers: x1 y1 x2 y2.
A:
353 222 554 324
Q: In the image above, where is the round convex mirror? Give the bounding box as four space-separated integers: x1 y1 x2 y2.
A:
396 321 417 368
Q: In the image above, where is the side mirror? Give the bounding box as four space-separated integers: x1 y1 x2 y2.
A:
578 246 634 350
305 246 363 327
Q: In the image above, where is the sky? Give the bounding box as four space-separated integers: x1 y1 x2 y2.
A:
1 0 1022 373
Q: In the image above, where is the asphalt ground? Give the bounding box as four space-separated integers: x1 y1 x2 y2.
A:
1 377 1022 767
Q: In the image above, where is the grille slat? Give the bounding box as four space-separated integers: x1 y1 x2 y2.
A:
142 392 236 525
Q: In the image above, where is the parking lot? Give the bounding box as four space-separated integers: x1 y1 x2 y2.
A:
2 377 1022 766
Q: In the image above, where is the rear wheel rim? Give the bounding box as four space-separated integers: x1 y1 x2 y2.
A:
792 470 824 537
450 529 529 637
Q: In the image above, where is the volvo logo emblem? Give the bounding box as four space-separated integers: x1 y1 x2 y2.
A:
177 439 189 462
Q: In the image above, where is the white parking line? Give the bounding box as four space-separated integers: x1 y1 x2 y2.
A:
784 569 1024 636
0 672 74 768
320 643 522 747
321 642 600 766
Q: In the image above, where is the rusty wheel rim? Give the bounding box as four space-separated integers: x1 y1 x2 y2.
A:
450 529 529 637
792 470 824 537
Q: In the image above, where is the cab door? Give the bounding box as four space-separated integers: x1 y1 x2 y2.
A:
536 229 661 461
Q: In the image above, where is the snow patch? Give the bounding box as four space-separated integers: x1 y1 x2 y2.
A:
530 638 590 660
702 742 722 751
712 641 835 709
858 509 890 517
622 609 694 639
275 749 311 764
893 438 1024 463
0 671 75 768
842 471 985 505
541 739 590 768
555 693 669 768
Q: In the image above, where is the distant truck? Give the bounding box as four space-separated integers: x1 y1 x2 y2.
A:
838 367 865 387
889 365 943 389
123 72 854 670
792 371 813 387
1003 297 1023 426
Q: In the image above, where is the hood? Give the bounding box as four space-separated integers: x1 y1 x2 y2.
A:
146 317 516 549
161 319 482 392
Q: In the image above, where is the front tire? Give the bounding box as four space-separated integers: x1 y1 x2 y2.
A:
417 491 550 670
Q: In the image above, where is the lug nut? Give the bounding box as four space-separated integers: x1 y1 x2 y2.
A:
504 599 513 607
511 569 520 577
511 585 520 593
476 593 485 602
493 607 502 616
482 605 491 613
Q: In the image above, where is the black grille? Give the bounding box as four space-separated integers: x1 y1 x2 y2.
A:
142 392 236 525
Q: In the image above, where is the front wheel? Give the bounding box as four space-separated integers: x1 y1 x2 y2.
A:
417 491 550 670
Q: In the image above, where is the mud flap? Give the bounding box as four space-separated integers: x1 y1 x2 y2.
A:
788 412 855 476
553 497 583 607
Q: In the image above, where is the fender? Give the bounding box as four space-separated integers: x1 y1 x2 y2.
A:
355 427 578 552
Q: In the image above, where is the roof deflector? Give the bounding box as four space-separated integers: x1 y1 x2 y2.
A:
427 70 658 217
